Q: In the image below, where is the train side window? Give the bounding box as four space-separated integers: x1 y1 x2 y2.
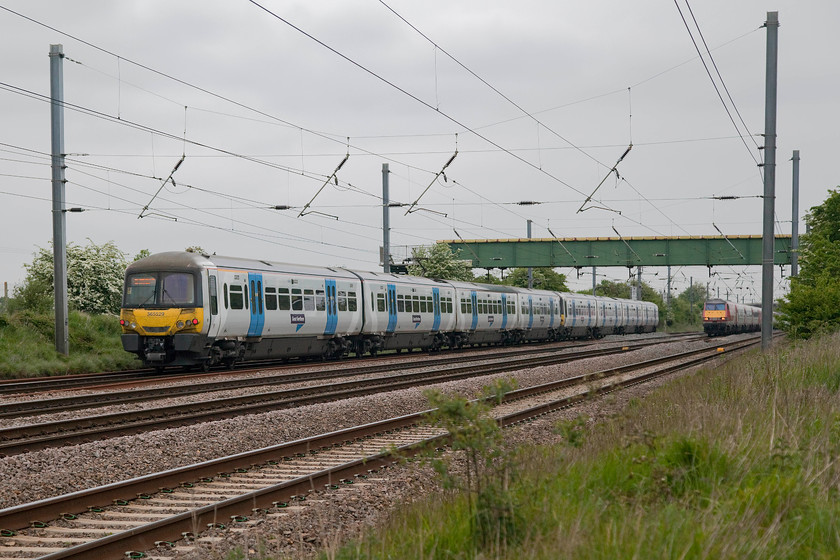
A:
278 288 290 310
209 276 218 315
412 295 420 313
265 287 277 311
419 297 428 313
467 301 473 314
223 283 229 310
315 289 326 311
244 285 249 310
304 289 315 311
257 281 263 314
348 291 358 312
461 300 467 313
291 288 303 311
376 293 386 312
371 292 375 311
446 298 453 314
397 294 405 313
229 285 244 310
338 290 348 312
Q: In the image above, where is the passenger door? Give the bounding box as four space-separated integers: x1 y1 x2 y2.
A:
324 279 337 335
432 288 441 332
386 284 397 333
247 272 264 337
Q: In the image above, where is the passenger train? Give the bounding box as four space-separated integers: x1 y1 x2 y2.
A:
120 252 659 370
702 299 761 336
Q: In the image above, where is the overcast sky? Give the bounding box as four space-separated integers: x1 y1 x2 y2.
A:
1 1 837 302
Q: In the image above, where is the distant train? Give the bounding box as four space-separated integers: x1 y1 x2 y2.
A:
120 252 659 370
702 299 761 336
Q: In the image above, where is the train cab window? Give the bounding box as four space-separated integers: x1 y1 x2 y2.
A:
291 288 303 311
338 290 348 312
159 272 196 306
229 285 244 310
209 276 218 315
265 287 277 311
304 289 315 311
376 293 386 312
278 288 290 310
397 294 405 313
315 289 325 311
124 275 157 307
348 291 358 312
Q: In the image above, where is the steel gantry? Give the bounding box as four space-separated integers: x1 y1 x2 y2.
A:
442 235 793 269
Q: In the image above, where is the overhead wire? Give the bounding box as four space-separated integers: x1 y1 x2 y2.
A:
672 0 762 171
246 0 617 211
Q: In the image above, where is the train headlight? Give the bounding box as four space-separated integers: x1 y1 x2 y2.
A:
176 321 185 329
130 322 137 329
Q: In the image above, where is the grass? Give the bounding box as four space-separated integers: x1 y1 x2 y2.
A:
324 332 840 559
0 309 140 378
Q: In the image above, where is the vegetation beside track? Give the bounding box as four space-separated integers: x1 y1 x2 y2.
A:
0 309 138 378
319 332 840 560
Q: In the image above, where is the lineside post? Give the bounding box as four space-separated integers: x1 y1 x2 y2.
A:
50 44 69 355
382 163 391 274
527 220 533 289
761 12 779 350
790 150 800 277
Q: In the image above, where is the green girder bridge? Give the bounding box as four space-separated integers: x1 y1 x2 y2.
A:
442 235 794 270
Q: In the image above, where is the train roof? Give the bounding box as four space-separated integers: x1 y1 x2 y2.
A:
127 252 360 280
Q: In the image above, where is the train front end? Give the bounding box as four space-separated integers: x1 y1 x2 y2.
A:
120 252 210 369
702 299 729 336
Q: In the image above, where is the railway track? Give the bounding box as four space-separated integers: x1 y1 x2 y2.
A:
0 334 762 559
0 333 701 396
0 334 702 418
0 335 703 457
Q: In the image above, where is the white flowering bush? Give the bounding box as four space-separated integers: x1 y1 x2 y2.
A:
19 240 128 315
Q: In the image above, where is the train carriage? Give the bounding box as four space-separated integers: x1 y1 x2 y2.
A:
448 282 519 346
353 272 455 354
559 293 599 339
510 287 561 342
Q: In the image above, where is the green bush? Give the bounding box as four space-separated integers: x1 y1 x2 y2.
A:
0 310 139 378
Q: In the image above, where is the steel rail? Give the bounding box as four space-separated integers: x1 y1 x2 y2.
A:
0 333 701 396
0 335 701 418
0 336 699 456
0 335 760 559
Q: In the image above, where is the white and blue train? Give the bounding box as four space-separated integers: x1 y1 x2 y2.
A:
120 252 659 369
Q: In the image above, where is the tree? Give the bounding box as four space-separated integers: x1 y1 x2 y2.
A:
422 379 522 552
777 188 840 337
408 243 475 281
503 267 568 291
17 239 128 315
669 282 708 326
133 249 151 261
